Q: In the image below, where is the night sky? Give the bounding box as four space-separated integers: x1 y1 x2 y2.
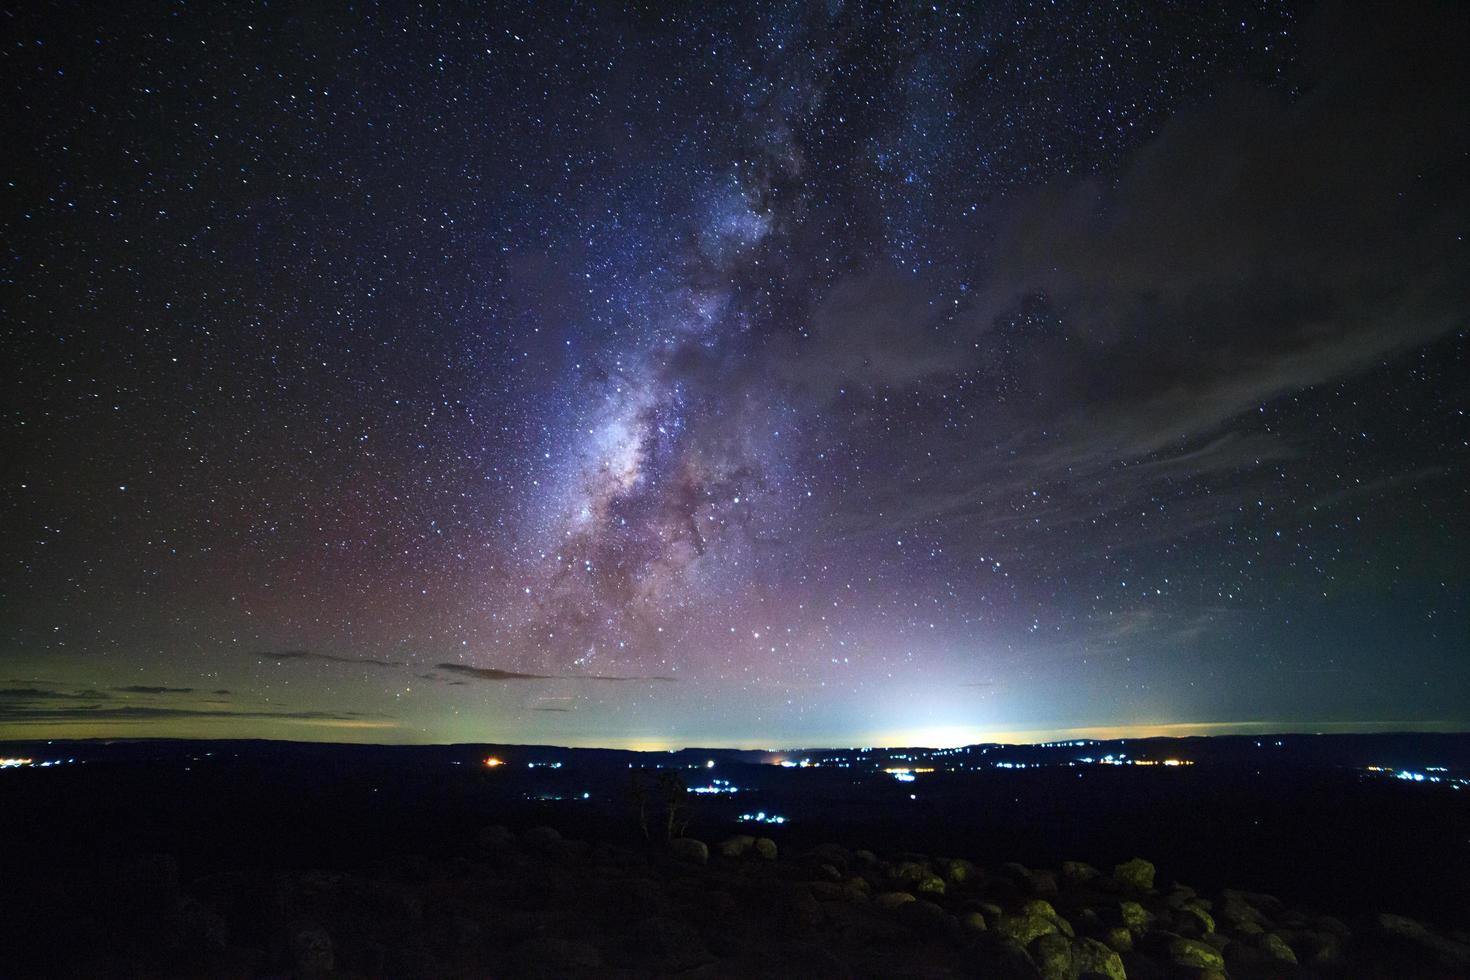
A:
3 1 1467 748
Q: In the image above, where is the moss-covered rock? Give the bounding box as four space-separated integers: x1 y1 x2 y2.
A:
1032 932 1074 980
915 872 946 896
1073 936 1127 980
995 913 1057 947
874 890 916 910
717 835 755 859
1112 858 1155 892
1118 900 1151 931
668 837 708 865
1060 861 1100 885
1260 931 1298 964
1169 936 1225 970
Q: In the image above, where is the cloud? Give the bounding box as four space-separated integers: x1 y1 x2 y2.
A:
261 650 405 668
0 691 392 727
434 663 678 683
0 687 109 702
113 685 194 694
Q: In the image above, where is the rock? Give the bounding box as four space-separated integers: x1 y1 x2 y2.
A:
1260 931 1298 965
995 913 1057 947
103 853 182 910
669 837 709 865
788 889 823 930
976 938 1044 980
717 834 755 859
1374 911 1429 939
473 824 518 853
1033 932 1074 980
522 826 562 849
853 849 878 867
754 837 778 861
1022 899 1059 919
816 862 843 882
1073 937 1127 980
893 860 928 885
1112 858 1155 892
964 911 989 931
1168 937 1225 971
875 891 917 910
170 896 228 949
897 899 953 938
810 881 844 901
915 872 946 896
290 923 334 977
1374 913 1470 969
807 842 851 873
1060 861 1100 885
513 935 602 972
945 857 976 883
1118 900 1151 931
1103 926 1133 953
1179 903 1215 935
633 915 710 971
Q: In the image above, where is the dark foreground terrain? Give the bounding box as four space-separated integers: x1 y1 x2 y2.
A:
0 734 1466 978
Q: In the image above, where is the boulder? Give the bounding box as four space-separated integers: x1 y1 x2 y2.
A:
893 860 929 885
1260 931 1298 965
875 891 917 910
1073 937 1127 980
1060 861 1100 885
915 872 946 896
754 837 778 861
809 881 844 902
963 910 989 931
1033 932 1074 980
1103 926 1133 953
995 913 1057 947
1112 858 1155 892
1118 900 1151 931
522 826 562 849
717 834 755 859
976 938 1044 980
669 838 709 865
632 915 710 971
513 935 602 972
1179 903 1215 935
807 842 852 873
1168 937 1225 971
290 922 334 977
944 857 977 883
473 824 517 853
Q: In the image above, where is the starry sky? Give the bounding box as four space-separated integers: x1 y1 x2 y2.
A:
3 1 1467 748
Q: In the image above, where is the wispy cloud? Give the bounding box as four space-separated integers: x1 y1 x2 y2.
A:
434 663 678 683
261 650 405 668
113 685 194 694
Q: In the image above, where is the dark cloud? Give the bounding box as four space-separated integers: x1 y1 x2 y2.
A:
0 701 387 725
261 650 405 668
0 687 109 702
113 685 194 694
435 663 677 683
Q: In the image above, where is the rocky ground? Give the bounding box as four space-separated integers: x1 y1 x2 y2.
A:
3 826 1467 979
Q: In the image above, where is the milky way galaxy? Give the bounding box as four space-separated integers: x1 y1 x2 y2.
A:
3 1 1468 747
